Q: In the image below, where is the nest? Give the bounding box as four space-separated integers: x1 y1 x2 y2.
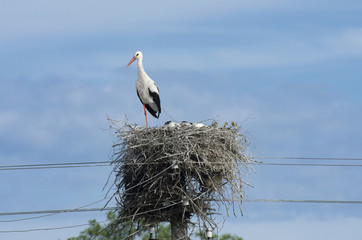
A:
108 119 252 231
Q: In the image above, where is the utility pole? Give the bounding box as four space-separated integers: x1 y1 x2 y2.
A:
170 214 188 240
169 163 189 240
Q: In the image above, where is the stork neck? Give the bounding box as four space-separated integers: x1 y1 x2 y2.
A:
137 59 147 80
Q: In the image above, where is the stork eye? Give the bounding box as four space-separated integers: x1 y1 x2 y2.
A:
136 53 139 56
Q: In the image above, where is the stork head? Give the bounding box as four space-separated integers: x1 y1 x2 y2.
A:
126 51 143 67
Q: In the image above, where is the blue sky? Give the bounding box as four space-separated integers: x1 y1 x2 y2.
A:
1 0 362 239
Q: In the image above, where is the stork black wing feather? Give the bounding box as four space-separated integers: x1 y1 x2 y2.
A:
147 88 161 118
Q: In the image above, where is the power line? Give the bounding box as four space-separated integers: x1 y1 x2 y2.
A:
2 160 362 171
1 198 362 217
0 164 109 171
2 156 362 169
0 200 183 218
254 156 362 161
254 162 362 167
1 198 361 234
0 197 112 223
0 207 116 217
244 199 362 204
0 161 110 171
0 161 110 168
0 220 110 233
0 201 183 234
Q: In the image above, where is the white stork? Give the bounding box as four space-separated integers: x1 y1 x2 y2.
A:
126 51 161 130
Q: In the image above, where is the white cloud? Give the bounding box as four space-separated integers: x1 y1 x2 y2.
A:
321 28 362 56
3 2 362 74
0 0 303 45
0 111 19 131
88 27 362 72
211 28 362 69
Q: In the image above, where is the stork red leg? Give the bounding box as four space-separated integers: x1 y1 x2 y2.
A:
143 104 149 130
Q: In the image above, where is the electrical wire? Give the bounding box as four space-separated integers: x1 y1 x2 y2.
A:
1 198 361 218
0 200 183 234
1 156 361 235
0 161 110 168
2 157 362 171
0 207 117 217
0 161 110 171
0 212 58 223
1 198 361 234
254 162 362 167
0 197 112 222
2 156 362 169
0 220 110 233
254 156 362 161
244 199 362 204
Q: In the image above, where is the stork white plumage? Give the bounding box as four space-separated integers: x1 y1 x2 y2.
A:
126 51 161 130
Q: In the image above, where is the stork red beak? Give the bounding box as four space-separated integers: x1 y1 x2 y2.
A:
126 56 137 67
